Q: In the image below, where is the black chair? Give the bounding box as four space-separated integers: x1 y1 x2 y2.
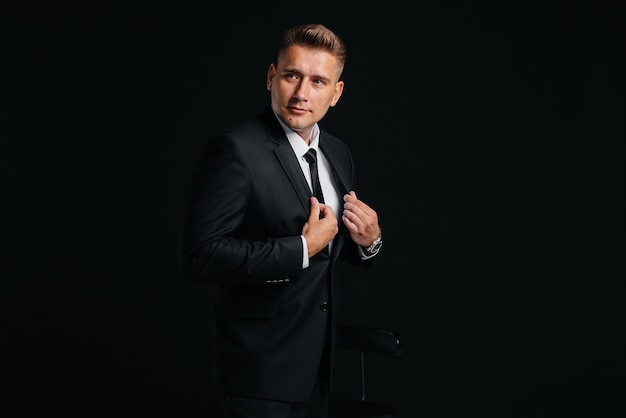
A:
329 325 404 418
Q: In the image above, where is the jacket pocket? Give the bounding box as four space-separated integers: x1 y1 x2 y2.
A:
219 284 280 318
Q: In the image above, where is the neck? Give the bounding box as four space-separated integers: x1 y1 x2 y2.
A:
296 130 312 145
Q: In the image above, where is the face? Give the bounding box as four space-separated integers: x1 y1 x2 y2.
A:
267 45 344 143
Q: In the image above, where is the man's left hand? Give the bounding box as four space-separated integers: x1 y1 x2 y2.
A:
342 190 381 247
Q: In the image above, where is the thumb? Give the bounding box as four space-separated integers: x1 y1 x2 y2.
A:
309 196 320 219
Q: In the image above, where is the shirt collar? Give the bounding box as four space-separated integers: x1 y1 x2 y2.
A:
272 111 321 157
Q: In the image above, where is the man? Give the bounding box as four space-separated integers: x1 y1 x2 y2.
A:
179 23 383 418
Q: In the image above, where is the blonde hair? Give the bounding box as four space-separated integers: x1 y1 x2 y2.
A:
277 23 347 71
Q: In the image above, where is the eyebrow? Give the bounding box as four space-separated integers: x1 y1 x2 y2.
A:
283 68 331 82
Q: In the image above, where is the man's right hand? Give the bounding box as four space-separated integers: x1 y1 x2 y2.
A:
302 197 338 257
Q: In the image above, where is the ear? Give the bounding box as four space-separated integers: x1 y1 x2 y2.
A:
330 80 344 107
266 64 276 91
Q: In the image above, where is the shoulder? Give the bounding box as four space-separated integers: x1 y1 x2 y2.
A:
320 129 352 158
200 111 283 165
213 117 265 141
210 105 281 146
320 130 347 146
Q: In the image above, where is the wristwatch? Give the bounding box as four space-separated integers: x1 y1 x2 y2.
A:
362 230 383 255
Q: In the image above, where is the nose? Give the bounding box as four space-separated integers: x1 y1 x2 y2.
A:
293 80 310 102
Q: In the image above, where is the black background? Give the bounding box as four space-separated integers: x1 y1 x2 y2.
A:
4 1 625 417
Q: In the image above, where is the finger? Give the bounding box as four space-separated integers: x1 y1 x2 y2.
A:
344 202 374 226
342 215 358 233
345 200 377 223
309 197 320 219
343 190 357 203
343 191 368 212
342 207 364 231
318 203 334 218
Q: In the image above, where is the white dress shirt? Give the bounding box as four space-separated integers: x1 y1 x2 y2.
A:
273 112 379 269
274 115 340 268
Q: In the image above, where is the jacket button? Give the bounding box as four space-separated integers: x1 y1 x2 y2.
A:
320 301 328 312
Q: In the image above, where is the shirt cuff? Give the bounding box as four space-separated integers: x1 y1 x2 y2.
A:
301 235 310 269
358 243 381 260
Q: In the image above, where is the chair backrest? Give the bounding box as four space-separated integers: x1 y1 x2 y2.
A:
330 325 403 418
335 325 403 357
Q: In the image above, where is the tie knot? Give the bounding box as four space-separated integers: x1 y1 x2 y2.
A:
304 148 317 164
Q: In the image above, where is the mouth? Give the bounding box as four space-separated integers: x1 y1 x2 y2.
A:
287 105 308 114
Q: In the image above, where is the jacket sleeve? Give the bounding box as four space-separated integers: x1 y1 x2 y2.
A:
179 134 304 285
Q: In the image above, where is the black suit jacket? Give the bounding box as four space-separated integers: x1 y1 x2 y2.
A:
180 105 371 402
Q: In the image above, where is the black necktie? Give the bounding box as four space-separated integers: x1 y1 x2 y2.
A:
304 148 325 203
304 148 329 254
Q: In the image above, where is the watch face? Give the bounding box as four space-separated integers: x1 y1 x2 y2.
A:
364 231 382 254
366 239 382 253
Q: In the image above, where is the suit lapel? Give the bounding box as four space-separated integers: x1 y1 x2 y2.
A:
259 106 312 215
259 106 353 258
319 138 351 196
319 135 353 258
274 145 312 214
